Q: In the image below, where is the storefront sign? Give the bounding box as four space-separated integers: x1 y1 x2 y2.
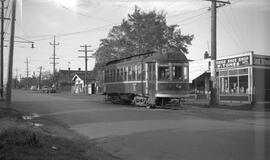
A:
253 56 270 66
216 56 250 69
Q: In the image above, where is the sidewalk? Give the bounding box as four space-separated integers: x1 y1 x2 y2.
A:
183 98 270 111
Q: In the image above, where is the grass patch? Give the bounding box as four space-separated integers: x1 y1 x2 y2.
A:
0 127 94 160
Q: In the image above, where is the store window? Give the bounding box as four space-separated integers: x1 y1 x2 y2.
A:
220 77 229 94
219 68 249 95
239 75 248 94
229 76 238 93
158 65 170 80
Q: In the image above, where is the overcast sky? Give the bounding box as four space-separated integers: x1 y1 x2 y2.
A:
2 0 270 80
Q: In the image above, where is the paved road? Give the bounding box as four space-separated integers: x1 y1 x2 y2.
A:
10 90 270 160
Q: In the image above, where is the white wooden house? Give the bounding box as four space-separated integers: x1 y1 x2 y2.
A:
71 73 96 94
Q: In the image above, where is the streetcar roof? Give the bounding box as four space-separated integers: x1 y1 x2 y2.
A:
105 51 156 66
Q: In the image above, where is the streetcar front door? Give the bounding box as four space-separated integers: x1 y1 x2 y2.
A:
147 62 156 104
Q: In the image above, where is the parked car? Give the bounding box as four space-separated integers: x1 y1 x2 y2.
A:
30 86 37 91
41 86 50 93
41 86 57 93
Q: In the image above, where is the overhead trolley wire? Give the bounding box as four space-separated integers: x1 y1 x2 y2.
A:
31 24 112 42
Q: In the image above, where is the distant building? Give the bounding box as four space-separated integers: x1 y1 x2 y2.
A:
57 68 95 94
71 72 96 94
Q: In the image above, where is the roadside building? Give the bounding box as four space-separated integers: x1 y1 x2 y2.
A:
189 51 211 100
216 51 270 104
57 68 95 93
71 72 96 94
189 51 270 104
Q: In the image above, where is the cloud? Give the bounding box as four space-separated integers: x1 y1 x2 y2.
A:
233 0 270 11
78 0 209 16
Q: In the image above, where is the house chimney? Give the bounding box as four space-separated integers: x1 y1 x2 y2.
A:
78 68 81 71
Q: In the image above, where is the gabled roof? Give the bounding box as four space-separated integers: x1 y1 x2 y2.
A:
71 72 96 82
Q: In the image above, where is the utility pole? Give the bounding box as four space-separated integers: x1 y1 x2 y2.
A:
206 0 230 105
49 35 59 79
78 45 93 95
24 58 30 78
6 0 17 105
14 67 18 89
0 0 6 99
37 66 43 90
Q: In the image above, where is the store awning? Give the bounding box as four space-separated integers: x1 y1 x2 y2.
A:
189 71 209 83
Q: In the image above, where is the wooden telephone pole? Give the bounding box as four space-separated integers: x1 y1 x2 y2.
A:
37 66 43 90
6 0 17 104
49 35 59 78
206 0 230 105
78 45 93 94
0 0 6 99
49 35 59 83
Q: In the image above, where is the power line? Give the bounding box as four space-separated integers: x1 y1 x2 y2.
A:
31 24 112 42
168 7 209 18
174 11 210 25
220 9 243 51
3 2 11 38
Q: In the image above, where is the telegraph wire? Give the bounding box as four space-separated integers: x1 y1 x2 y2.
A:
168 7 209 18
31 24 112 42
220 9 243 51
174 11 210 25
4 1 11 38
178 14 210 26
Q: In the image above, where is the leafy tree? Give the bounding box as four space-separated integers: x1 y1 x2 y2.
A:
94 6 194 65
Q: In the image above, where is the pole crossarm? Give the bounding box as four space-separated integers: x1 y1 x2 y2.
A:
205 0 230 4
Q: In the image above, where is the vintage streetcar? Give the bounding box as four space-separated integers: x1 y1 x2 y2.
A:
103 49 190 107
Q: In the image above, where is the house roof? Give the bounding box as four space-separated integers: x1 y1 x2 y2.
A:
71 72 96 82
58 69 96 82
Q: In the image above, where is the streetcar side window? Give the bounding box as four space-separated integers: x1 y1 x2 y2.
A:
137 64 141 80
124 67 128 81
120 68 123 81
117 69 120 82
108 70 111 82
183 66 188 81
172 66 183 80
142 64 145 80
132 65 136 81
128 66 132 81
112 69 115 82
158 66 170 80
